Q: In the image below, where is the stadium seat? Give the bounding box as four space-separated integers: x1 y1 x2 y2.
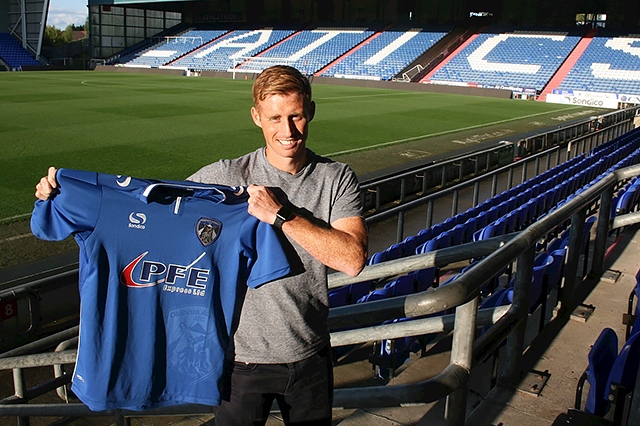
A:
384 274 417 297
574 327 618 417
604 331 640 423
329 286 350 308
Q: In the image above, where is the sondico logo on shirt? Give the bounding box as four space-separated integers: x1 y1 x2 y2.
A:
116 175 132 187
128 212 147 229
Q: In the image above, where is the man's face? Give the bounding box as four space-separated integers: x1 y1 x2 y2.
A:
251 92 315 168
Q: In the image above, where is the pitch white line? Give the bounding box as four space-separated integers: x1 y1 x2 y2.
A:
0 213 31 223
0 233 33 243
323 107 582 157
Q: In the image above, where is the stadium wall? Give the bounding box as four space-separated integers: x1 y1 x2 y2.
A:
94 64 513 98
0 0 9 31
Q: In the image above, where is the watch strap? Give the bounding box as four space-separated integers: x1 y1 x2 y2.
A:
273 206 295 230
273 206 295 229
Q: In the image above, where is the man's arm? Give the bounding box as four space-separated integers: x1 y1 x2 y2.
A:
247 185 367 277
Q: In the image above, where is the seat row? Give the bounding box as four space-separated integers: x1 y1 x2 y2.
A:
329 130 640 380
569 270 640 424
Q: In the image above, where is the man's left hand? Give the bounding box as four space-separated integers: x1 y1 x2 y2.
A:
246 185 281 225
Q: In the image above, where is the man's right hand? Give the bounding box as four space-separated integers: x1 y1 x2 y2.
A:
35 166 58 200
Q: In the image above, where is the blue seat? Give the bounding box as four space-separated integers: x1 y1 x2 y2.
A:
604 331 640 420
367 251 388 265
417 228 433 243
547 248 566 289
531 254 554 314
480 287 510 309
514 204 530 230
401 235 420 257
371 317 422 381
617 187 638 215
575 328 618 416
474 217 508 241
502 211 518 233
385 243 404 261
462 217 481 243
475 211 490 229
450 223 466 245
356 286 393 304
329 286 349 308
410 267 436 291
625 269 640 340
348 281 372 304
416 230 451 254
384 274 416 297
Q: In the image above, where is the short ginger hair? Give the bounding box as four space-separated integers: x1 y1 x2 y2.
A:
252 65 312 108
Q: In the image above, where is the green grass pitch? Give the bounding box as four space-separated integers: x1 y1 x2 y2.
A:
0 71 598 221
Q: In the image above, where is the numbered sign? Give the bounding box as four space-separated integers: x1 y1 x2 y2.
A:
0 299 18 321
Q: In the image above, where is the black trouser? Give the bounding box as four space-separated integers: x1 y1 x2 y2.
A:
215 346 333 426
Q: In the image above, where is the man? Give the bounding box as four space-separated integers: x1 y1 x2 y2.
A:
35 65 368 425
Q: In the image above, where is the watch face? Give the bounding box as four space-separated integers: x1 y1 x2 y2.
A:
278 207 294 221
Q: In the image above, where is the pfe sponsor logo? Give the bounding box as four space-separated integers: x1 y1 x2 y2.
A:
120 251 209 290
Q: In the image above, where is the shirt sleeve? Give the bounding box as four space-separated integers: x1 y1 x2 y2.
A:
242 220 291 289
30 169 102 241
330 164 364 224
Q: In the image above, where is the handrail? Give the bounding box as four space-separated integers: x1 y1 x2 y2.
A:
324 162 640 419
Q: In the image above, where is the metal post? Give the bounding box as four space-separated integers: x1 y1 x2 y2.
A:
13 368 30 426
397 211 405 243
473 181 480 206
501 247 534 386
559 209 587 316
452 190 459 217
426 199 434 228
491 174 498 198
592 186 614 277
445 295 478 426
507 167 514 190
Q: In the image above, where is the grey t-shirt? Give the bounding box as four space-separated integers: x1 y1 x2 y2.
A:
188 147 363 363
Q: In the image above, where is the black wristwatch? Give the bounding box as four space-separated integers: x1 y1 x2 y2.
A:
273 206 295 230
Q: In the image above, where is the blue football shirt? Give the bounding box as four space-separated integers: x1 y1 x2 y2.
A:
30 168 291 411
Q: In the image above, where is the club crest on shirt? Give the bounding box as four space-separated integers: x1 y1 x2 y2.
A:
166 306 216 382
196 218 222 247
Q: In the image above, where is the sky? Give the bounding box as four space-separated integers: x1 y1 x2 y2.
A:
48 0 88 29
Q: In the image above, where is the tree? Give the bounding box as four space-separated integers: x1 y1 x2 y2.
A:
43 25 74 46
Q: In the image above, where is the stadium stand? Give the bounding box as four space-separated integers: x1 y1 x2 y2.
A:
319 27 448 81
168 28 296 71
425 27 584 92
116 29 228 68
0 33 41 69
108 22 640 103
556 30 640 97
235 27 375 75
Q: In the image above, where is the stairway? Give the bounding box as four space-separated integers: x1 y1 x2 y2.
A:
537 28 599 101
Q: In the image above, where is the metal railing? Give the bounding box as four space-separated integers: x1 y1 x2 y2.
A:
360 107 637 243
325 162 640 425
2 163 639 424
